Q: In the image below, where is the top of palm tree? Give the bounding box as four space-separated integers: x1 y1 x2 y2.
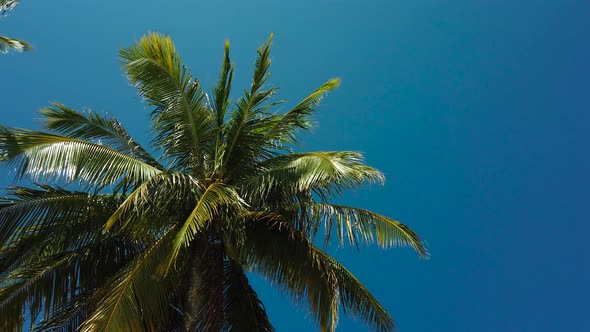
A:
0 33 427 331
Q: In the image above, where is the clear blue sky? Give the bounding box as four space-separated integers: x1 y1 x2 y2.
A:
1 1 589 331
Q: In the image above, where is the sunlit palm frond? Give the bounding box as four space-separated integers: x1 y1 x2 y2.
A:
243 151 385 203
213 40 234 129
0 35 31 54
222 34 283 178
212 40 234 172
294 203 429 257
0 128 161 188
266 78 340 145
119 33 215 173
0 0 18 15
0 1 32 55
40 103 162 169
167 182 244 273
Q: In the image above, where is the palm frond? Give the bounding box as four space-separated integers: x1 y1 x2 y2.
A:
266 78 340 145
222 34 282 178
228 214 339 332
295 203 429 257
0 33 427 331
0 128 161 188
34 291 92 332
0 0 18 15
119 33 215 174
0 189 124 283
212 40 234 172
213 40 234 129
105 172 199 238
166 182 243 273
0 193 143 331
230 213 395 331
0 185 94 247
222 258 274 332
0 251 78 327
40 103 162 169
312 248 395 332
0 35 31 54
243 151 384 204
79 226 180 332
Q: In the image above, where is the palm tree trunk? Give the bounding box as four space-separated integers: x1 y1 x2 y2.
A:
205 236 224 332
183 229 225 331
183 241 202 332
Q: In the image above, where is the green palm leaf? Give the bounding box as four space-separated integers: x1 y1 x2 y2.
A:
167 182 244 272
222 34 282 178
1 1 32 54
243 151 384 204
0 0 19 14
228 214 339 332
0 185 91 247
119 33 215 174
312 248 395 332
297 203 429 257
0 35 31 53
40 103 162 169
222 258 274 332
34 292 92 332
0 128 161 188
105 172 199 238
0 251 79 323
266 78 341 145
212 40 234 172
80 226 180 332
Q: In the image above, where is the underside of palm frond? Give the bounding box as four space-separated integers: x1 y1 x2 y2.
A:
0 185 93 247
222 258 274 332
79 226 182 332
167 182 244 273
41 103 162 169
0 187 144 331
294 203 429 257
227 214 340 332
0 128 161 189
312 248 395 332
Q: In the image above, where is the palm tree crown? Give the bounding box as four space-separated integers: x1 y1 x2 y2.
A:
0 33 427 331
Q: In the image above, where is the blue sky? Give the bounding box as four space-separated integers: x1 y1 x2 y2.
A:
1 1 589 331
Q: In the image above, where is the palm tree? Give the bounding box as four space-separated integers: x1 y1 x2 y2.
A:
0 0 31 54
0 33 428 331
